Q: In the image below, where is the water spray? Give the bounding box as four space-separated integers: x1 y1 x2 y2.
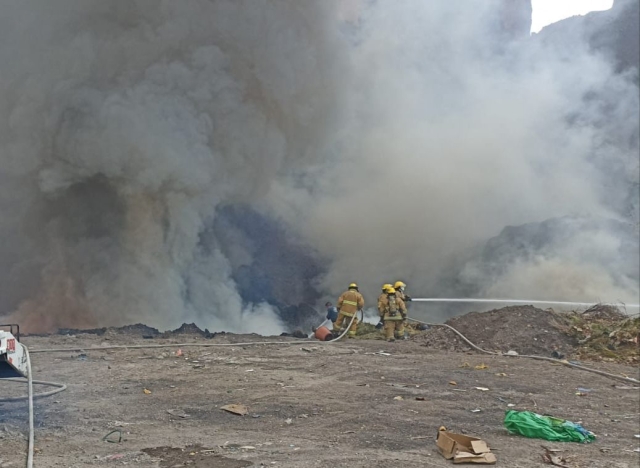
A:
411 298 640 309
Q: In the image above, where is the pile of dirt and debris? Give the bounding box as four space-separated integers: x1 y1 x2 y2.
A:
413 306 576 356
43 323 218 339
55 323 161 337
564 304 639 363
163 322 215 338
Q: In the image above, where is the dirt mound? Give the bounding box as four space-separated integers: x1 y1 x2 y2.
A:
166 322 214 337
55 323 160 337
53 322 215 339
414 305 576 356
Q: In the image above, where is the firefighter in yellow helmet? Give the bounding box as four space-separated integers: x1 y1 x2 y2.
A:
393 281 412 302
333 283 365 338
394 280 412 336
376 283 393 329
378 287 407 342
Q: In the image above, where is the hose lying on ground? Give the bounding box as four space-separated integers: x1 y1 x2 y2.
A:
26 311 638 385
407 317 639 384
0 345 41 468
0 377 68 402
28 314 356 354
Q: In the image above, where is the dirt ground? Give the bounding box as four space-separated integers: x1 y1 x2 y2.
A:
1 330 639 468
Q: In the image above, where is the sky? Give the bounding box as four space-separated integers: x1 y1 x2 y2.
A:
532 0 614 33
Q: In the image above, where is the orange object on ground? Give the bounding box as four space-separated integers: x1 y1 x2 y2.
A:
314 326 333 341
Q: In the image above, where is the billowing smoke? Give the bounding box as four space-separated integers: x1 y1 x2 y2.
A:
268 0 639 314
0 0 637 333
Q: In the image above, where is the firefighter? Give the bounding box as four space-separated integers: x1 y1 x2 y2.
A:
375 283 393 329
333 283 365 338
378 287 407 342
394 280 412 335
393 281 412 302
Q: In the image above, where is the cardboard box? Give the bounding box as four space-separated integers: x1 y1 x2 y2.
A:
436 428 497 464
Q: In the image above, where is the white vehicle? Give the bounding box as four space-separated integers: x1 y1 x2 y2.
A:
0 324 28 379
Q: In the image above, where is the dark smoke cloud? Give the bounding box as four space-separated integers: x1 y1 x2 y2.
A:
0 1 637 332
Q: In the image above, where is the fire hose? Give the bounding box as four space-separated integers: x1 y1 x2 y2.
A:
1 314 358 468
0 346 61 468
406 318 639 384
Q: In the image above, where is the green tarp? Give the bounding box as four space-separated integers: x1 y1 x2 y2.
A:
504 410 596 443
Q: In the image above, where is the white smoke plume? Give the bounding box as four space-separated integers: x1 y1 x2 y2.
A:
0 1 637 332
266 0 639 312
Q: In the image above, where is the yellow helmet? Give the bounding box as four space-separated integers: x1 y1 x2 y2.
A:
386 287 396 294
394 281 406 290
382 283 392 292
349 283 358 289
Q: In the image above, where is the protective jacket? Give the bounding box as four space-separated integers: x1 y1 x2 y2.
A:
378 295 407 321
337 289 364 317
395 290 411 302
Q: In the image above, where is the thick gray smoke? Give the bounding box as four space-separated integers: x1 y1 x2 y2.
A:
268 1 639 311
0 1 637 332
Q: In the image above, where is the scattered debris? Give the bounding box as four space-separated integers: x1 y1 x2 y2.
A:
565 305 639 363
102 453 125 461
221 404 248 416
474 387 490 391
436 427 497 464
541 446 569 468
166 409 190 419
285 418 293 425
175 349 183 357
449 381 457 386
474 363 488 370
504 410 595 443
102 430 123 444
143 388 152 395
504 350 519 356
470 409 482 413
393 396 404 401
495 373 507 377
415 397 426 401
